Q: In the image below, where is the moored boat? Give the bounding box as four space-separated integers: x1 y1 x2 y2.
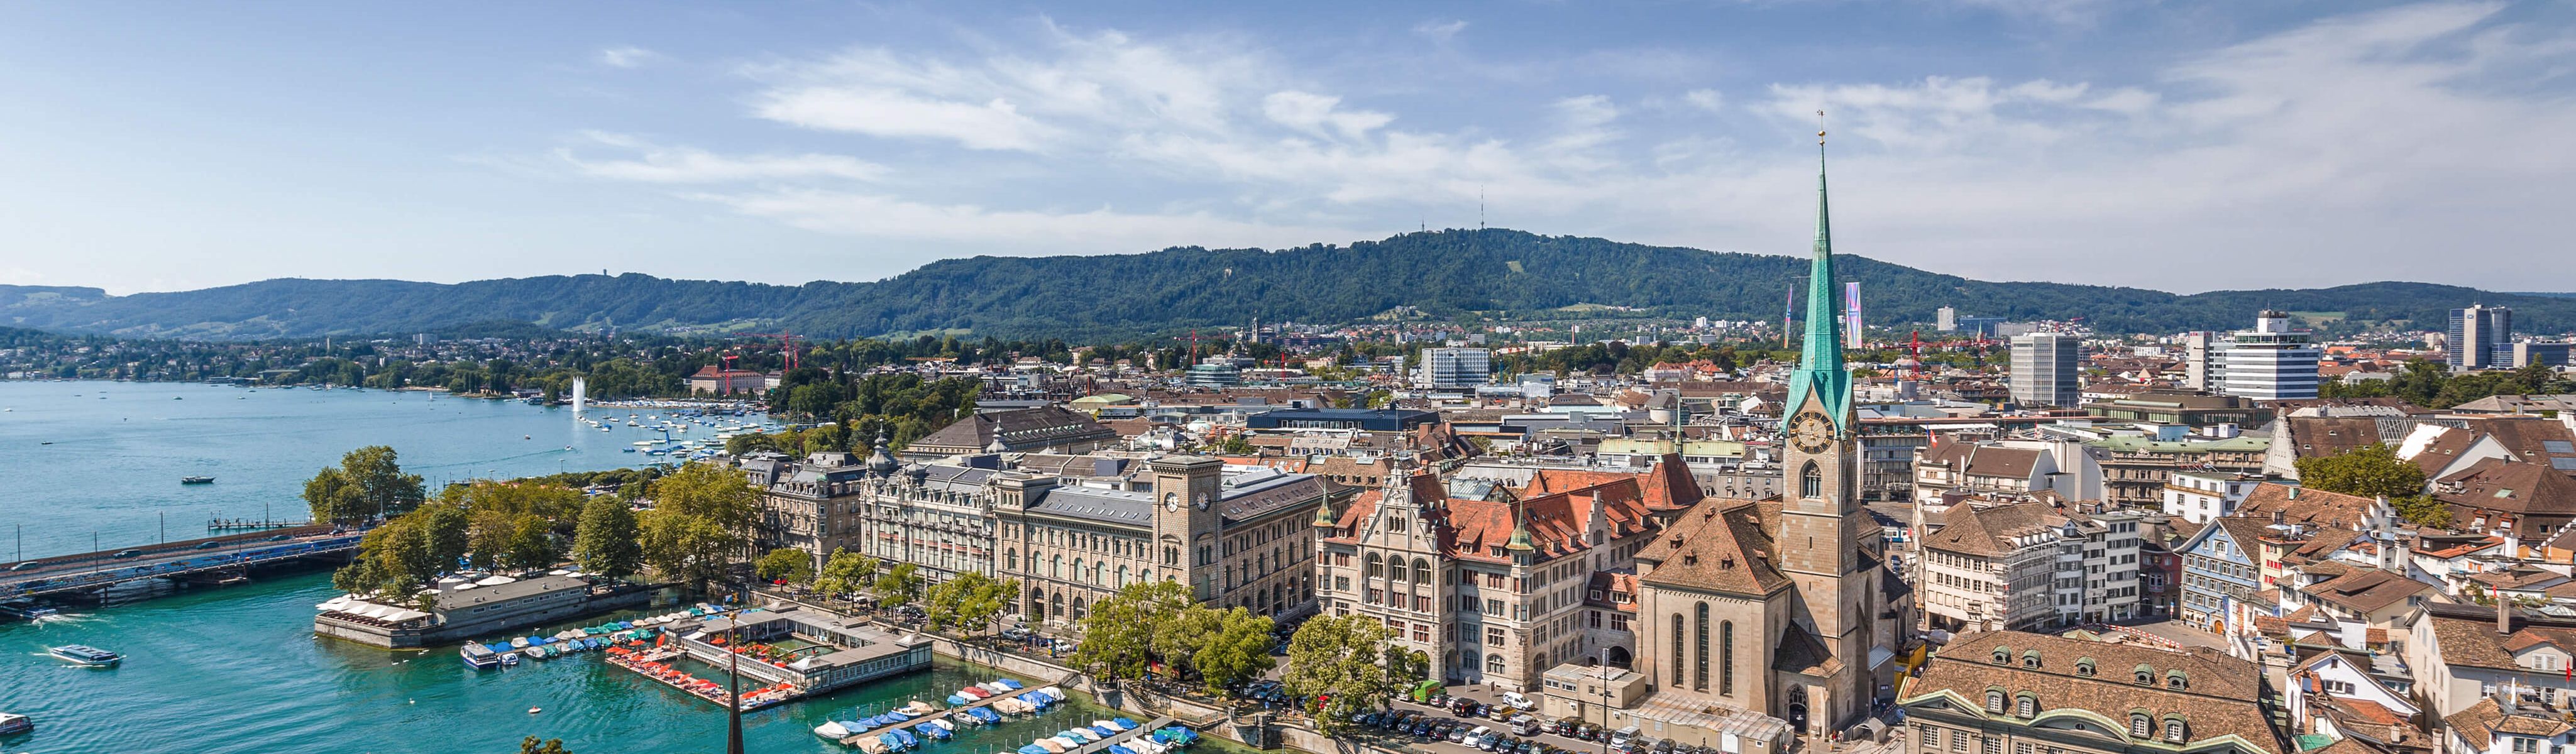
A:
180 476 214 484
0 713 31 736
0 601 59 620
461 643 501 670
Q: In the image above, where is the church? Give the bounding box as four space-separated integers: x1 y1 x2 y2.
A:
1627 131 1898 736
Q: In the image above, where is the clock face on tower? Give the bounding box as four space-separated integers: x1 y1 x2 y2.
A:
1163 492 1180 511
1789 410 1835 454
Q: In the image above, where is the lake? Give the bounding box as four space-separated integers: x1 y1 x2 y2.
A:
0 381 1165 753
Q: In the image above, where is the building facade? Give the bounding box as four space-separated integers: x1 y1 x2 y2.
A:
994 458 1327 626
2450 305 2513 371
2010 334 2081 408
2220 312 2320 401
1898 631 2288 754
1417 347 1494 388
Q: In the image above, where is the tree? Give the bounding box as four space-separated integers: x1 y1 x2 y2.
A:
1280 614 1394 734
1191 608 1277 695
414 503 472 574
303 467 365 525
339 445 427 520
873 562 923 608
756 548 816 585
924 572 1015 635
518 736 572 754
2296 443 2447 526
503 513 556 571
571 497 643 580
1072 580 1195 682
813 548 879 599
636 463 759 592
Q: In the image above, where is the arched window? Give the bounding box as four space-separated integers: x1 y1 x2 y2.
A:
1671 614 1686 687
1367 554 1384 579
1414 558 1433 584
2162 720 2186 742
2021 650 2042 669
1050 555 1062 579
2016 696 2036 718
1116 564 1128 588
2166 670 2188 690
1719 620 1736 696
1800 462 1822 499
1986 692 2006 713
1993 647 2013 665
2134 665 2154 685
1073 559 1086 585
1006 549 1019 571
2130 714 2152 738
2076 657 2096 677
1693 602 1710 691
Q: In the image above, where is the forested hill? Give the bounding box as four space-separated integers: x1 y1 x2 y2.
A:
6 229 2569 340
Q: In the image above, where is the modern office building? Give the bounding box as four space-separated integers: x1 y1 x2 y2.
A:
1415 347 1493 388
2449 305 2512 370
2217 311 2319 400
1935 306 1957 332
2009 334 2081 408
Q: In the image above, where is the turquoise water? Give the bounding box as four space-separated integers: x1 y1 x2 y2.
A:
0 381 730 559
0 381 1167 753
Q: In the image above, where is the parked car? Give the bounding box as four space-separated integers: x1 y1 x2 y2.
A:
1651 739 1676 754
1501 691 1532 708
1446 725 1474 743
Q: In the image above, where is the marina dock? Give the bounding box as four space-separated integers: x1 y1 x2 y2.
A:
829 683 1060 746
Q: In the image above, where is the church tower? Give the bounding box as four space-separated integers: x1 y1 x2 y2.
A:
1773 119 1879 727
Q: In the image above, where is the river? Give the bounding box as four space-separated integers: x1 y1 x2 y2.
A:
0 381 1187 753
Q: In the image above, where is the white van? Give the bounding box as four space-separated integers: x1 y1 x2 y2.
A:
1502 691 1532 708
1611 725 1643 750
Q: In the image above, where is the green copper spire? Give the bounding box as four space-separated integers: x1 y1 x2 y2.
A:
1781 117 1853 433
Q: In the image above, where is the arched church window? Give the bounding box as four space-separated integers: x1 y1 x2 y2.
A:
1800 462 1822 499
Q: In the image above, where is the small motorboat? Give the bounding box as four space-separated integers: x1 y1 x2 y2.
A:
528 707 542 714
500 652 520 667
815 721 854 739
461 643 501 670
180 476 214 484
0 713 31 736
47 645 121 667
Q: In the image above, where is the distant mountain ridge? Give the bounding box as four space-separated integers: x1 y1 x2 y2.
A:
6 229 2568 341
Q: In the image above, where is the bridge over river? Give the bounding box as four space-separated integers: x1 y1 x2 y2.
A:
0 525 365 602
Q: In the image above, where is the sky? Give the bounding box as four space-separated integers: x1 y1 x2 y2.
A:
2 1 2572 295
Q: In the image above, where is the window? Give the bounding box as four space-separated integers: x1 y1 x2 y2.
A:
1367 554 1383 579
1693 603 1710 691
2166 671 2188 690
1414 558 1433 584
1720 620 1735 695
1924 729 1942 750
1487 654 1505 674
1412 623 1429 643
1610 613 1630 633
2016 696 2035 718
2135 666 2154 685
2513 740 2539 754
2162 720 2186 743
1487 627 1505 647
1982 739 2002 754
2130 714 2152 738
1986 691 2006 713
2075 658 2094 677
1671 615 1685 686
1993 647 2012 665
2021 651 2041 669
1801 462 1822 498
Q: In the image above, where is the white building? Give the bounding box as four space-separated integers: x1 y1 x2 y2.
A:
1917 500 2145 632
2220 311 2320 400
2009 334 2081 407
2161 471 2265 524
1415 347 1493 388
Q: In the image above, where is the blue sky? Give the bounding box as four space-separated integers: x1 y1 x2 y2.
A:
3 1 2571 295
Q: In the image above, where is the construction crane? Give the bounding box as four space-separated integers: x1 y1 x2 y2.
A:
739 331 805 371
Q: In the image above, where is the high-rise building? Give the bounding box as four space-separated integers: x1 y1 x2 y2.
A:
1414 347 1492 388
1935 306 1957 332
2449 305 2512 370
2182 331 2219 391
2218 310 2318 400
2010 334 2081 407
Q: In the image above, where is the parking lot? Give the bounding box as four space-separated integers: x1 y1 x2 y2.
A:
1321 692 1701 754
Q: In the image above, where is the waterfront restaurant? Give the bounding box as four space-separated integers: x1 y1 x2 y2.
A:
314 573 651 648
681 608 932 694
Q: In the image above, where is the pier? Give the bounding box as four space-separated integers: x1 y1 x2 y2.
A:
0 525 364 602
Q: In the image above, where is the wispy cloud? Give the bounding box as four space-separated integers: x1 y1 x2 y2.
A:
1412 19 1468 42
556 132 888 183
561 3 2576 289
597 46 664 68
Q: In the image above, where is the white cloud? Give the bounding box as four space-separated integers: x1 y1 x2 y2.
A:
565 4 2576 290
1412 20 1468 42
692 188 1353 253
554 132 889 183
597 46 663 68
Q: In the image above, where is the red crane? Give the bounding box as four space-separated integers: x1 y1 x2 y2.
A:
740 331 805 371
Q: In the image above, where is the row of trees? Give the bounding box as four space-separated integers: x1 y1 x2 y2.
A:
322 449 756 603
1068 581 1279 696
2321 359 2573 408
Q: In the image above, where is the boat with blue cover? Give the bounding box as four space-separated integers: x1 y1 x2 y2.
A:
47 645 121 667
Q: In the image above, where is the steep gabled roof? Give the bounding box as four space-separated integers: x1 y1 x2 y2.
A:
1635 497 1788 596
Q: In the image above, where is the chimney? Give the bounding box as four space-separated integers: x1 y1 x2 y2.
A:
2499 595 2514 635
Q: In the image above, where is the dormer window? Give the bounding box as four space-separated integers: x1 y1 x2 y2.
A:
2015 695 2037 718
2076 658 2096 677
1987 691 2006 713
2130 714 2152 738
2134 665 2155 685
2021 650 2042 669
1992 647 2013 665
2166 670 2188 690
2162 719 2186 742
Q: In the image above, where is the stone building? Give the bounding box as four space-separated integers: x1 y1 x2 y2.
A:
1898 630 2287 754
994 457 1326 625
901 405 1120 461
1918 501 2147 632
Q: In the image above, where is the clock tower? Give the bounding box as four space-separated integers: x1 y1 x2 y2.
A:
1151 456 1224 598
1772 120 1880 729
